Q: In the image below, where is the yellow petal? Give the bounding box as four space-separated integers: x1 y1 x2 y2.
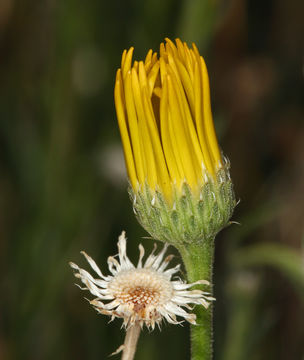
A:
114 70 137 189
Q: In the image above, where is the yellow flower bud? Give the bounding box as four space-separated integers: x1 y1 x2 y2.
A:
115 38 235 245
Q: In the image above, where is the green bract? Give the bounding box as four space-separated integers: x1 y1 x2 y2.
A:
130 161 235 246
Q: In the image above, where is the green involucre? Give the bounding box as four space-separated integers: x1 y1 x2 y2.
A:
129 162 236 246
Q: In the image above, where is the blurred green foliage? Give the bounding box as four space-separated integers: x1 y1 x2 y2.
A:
0 0 304 359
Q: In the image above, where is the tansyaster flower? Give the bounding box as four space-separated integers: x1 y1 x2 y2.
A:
114 38 235 246
70 231 214 330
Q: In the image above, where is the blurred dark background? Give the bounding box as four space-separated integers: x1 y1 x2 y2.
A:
0 0 303 359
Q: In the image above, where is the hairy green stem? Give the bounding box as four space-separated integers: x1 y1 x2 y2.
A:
178 237 215 360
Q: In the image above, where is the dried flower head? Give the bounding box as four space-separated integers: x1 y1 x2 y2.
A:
70 231 214 330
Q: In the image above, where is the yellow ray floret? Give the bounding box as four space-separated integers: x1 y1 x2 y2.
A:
114 38 222 202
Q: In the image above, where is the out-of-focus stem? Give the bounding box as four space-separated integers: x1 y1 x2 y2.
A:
121 323 141 360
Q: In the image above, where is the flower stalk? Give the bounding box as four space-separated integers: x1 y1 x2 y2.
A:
121 323 141 360
178 238 215 360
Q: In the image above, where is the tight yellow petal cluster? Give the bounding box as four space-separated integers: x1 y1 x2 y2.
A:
115 38 222 202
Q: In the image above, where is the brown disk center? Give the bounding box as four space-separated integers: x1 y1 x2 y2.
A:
118 286 159 312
